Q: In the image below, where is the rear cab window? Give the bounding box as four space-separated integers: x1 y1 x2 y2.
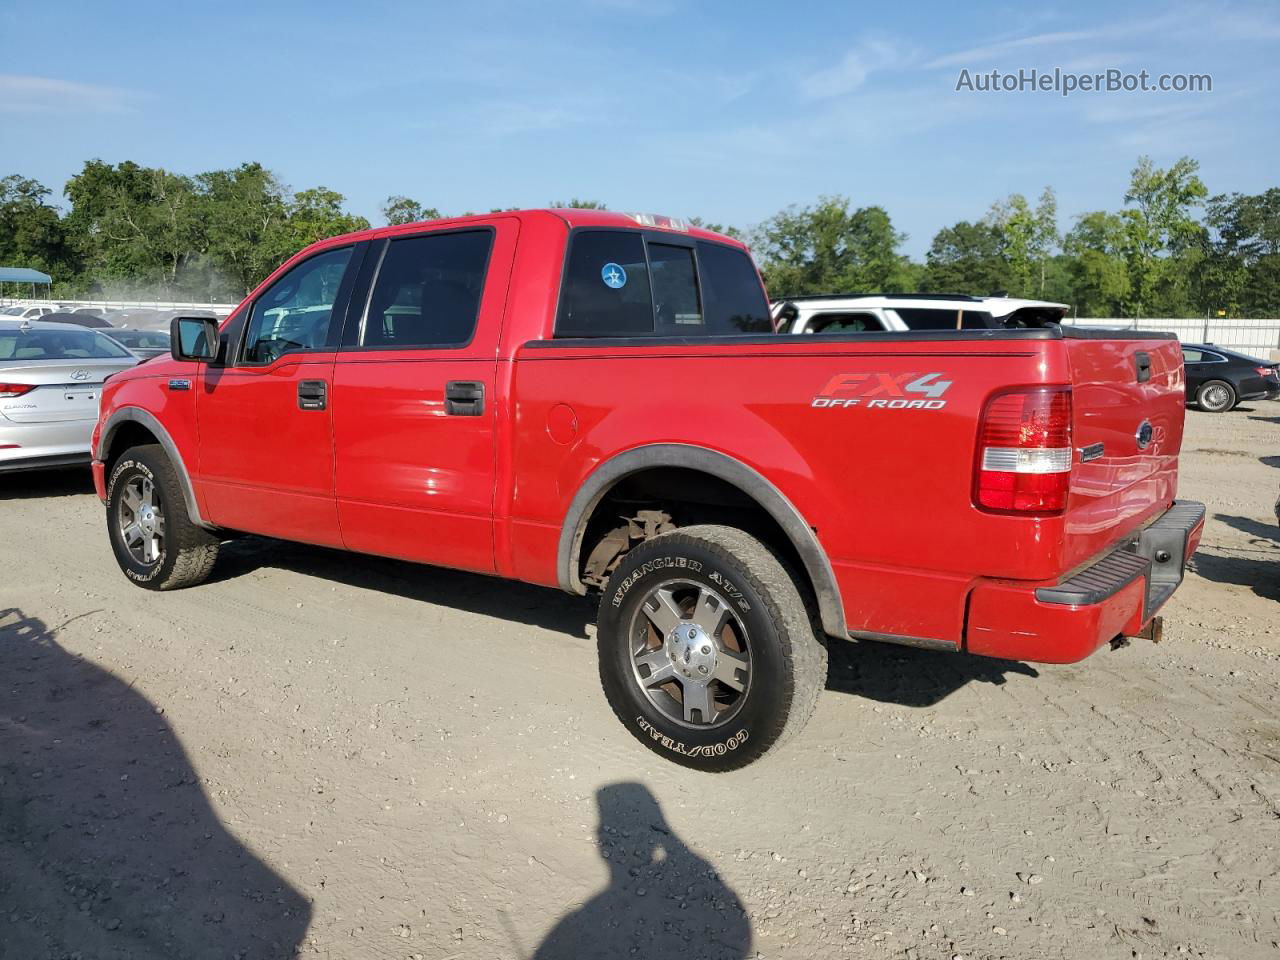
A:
555 230 770 338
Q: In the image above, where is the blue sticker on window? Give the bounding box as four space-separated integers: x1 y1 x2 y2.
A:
601 262 627 289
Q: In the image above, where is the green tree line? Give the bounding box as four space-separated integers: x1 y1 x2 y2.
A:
3 155 1278 317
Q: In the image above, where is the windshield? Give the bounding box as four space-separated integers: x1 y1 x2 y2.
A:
109 330 170 348
0 327 133 361
1 306 26 316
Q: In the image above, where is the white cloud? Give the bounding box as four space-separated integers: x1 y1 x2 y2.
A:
800 38 906 98
925 30 1100 69
0 74 136 114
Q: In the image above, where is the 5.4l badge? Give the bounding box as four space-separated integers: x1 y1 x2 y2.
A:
811 372 953 410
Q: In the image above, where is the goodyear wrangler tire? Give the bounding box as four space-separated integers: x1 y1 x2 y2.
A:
597 524 827 771
106 444 220 591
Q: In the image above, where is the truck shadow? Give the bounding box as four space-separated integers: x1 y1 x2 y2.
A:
0 606 311 960
530 782 751 960
0 466 96 500
826 639 1039 707
211 537 1041 703
209 535 598 638
1261 455 1280 468
1187 515 1280 602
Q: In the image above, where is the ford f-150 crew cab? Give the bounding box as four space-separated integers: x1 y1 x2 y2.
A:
92 209 1205 771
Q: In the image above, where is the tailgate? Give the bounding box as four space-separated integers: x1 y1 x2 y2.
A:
1061 332 1184 571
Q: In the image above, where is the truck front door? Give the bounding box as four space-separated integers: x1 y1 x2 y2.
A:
195 244 361 546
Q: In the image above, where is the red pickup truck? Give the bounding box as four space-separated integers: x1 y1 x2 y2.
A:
92 209 1204 770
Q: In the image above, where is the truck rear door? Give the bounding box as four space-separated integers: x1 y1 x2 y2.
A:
330 219 518 573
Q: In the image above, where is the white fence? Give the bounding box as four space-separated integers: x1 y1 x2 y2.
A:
1067 316 1280 359
0 297 236 313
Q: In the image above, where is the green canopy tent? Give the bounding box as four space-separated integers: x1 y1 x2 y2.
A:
0 266 53 303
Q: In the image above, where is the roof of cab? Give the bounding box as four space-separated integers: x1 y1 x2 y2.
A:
320 208 744 251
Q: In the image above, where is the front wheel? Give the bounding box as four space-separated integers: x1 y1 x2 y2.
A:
597 524 827 771
106 444 220 590
1196 380 1236 412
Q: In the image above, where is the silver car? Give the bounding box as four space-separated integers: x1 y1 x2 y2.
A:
0 319 141 473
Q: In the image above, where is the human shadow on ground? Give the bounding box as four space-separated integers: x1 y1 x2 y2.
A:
0 607 310 959
0 466 96 500
825 638 1039 707
531 782 750 960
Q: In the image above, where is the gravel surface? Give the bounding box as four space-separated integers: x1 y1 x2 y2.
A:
2 404 1278 960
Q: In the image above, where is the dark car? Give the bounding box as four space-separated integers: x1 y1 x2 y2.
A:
1181 343 1280 412
102 328 171 359
39 311 112 328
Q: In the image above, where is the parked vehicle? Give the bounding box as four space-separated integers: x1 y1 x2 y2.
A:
1180 343 1280 412
1 304 59 320
102 328 171 359
0 319 140 473
774 293 1070 335
40 311 113 328
92 210 1203 770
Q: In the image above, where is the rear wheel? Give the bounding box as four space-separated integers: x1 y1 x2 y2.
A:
106 444 220 590
1197 380 1236 412
596 524 826 771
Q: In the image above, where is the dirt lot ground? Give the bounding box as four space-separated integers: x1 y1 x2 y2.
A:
2 405 1278 960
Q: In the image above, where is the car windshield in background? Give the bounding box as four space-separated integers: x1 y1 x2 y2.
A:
108 330 171 349
0 327 133 361
893 307 997 330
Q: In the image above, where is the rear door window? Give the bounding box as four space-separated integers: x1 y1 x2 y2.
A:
1181 349 1203 363
361 230 493 348
556 231 770 338
557 231 654 337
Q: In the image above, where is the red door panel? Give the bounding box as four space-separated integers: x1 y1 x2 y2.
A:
197 354 342 545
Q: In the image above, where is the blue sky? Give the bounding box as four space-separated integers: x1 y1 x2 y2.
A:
1 0 1276 256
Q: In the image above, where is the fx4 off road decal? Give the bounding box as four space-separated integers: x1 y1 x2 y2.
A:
811 372 953 410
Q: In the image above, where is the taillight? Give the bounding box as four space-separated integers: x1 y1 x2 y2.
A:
0 383 36 398
975 387 1073 513
1257 366 1276 377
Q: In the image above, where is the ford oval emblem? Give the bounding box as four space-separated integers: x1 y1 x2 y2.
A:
1135 420 1153 450
70 369 92 381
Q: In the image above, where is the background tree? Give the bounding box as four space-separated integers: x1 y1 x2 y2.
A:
922 220 1007 295
0 175 76 289
750 196 908 295
382 195 441 226
1120 155 1207 316
1063 211 1131 316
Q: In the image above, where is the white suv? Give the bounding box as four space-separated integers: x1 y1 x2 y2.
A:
773 294 1069 334
0 304 60 321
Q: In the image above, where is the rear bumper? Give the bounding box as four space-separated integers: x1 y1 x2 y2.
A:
965 500 1206 664
0 418 95 474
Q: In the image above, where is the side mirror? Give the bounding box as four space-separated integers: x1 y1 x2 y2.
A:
171 316 219 362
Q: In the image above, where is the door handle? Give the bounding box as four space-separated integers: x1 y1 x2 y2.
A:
445 380 485 416
298 379 327 411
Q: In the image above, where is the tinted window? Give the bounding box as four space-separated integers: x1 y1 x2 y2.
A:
650 243 702 332
557 231 653 337
111 330 170 349
0 328 132 361
893 307 995 330
696 242 771 333
362 230 492 348
243 247 352 363
806 311 883 334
